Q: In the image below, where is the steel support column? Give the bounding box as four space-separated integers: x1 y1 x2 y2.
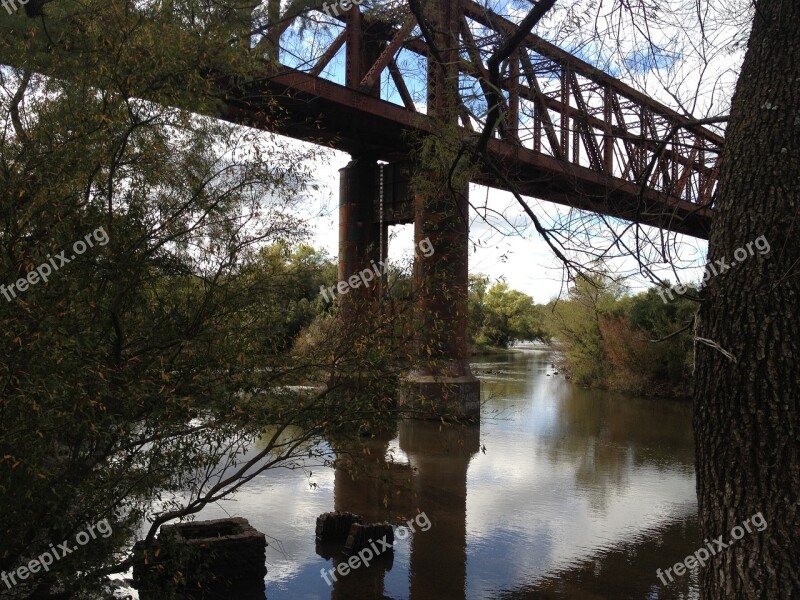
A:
338 157 386 301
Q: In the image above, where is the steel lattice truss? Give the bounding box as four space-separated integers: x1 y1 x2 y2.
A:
223 0 722 238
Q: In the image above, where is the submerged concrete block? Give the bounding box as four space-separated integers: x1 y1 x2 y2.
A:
344 522 394 555
315 511 363 543
133 517 266 599
400 373 481 420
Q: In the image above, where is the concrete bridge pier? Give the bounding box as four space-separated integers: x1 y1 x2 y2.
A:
336 155 480 418
400 177 480 420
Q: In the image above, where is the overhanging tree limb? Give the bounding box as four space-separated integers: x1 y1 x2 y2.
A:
475 0 557 154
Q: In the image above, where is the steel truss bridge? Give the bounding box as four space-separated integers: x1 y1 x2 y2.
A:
1 0 724 415
222 0 723 239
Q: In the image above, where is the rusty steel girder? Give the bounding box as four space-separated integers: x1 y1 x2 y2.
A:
221 0 722 239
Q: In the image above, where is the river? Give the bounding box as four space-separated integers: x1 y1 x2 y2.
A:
194 348 700 599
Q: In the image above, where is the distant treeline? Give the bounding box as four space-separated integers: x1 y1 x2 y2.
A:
274 257 696 399
545 274 697 399
467 273 696 398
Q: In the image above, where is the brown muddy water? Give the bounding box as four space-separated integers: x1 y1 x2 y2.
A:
190 348 700 600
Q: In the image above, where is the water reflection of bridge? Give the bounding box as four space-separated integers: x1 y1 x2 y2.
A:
185 354 696 598
318 351 697 599
328 421 479 600
328 416 697 599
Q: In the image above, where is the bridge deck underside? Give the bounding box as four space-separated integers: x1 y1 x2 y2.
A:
222 69 713 238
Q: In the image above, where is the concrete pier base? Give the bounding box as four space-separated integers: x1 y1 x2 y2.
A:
400 372 481 420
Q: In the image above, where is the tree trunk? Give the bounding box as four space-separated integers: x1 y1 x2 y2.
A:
694 0 800 597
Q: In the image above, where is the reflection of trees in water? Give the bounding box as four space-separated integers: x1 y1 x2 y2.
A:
477 350 694 514
492 516 700 600
572 442 634 514
544 387 694 513
548 385 694 462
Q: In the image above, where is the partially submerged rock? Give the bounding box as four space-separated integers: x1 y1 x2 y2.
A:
344 522 394 555
315 511 363 543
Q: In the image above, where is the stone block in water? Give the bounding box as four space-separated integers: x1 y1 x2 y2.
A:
344 522 394 555
315 511 363 543
133 517 266 599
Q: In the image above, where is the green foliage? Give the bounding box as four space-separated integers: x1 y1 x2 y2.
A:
545 273 621 385
468 276 549 349
240 242 337 353
547 274 697 397
407 120 478 211
0 3 418 598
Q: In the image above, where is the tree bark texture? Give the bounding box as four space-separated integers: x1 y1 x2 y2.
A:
694 0 800 598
